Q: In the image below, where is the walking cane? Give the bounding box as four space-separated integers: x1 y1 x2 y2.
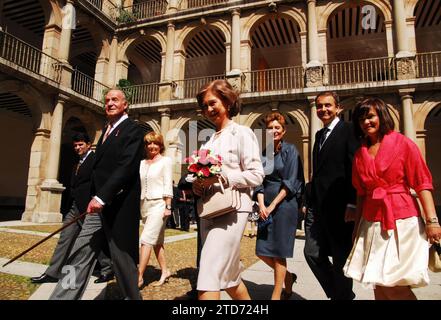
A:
2 211 88 268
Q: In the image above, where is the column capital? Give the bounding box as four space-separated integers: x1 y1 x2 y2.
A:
57 94 70 104
230 7 240 16
306 0 316 4
158 107 171 117
307 96 317 105
270 101 279 112
167 20 176 29
398 88 415 97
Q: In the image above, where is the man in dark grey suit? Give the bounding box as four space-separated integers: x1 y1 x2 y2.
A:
31 133 114 284
304 91 360 300
50 89 144 300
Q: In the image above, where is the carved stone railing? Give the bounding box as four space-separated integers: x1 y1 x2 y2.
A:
242 66 304 93
323 57 396 86
173 74 225 99
72 69 109 103
0 30 62 82
415 51 441 79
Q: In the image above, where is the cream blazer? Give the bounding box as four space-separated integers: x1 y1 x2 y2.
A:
139 156 173 200
201 121 264 212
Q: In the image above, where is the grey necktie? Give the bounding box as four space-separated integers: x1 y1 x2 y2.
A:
319 127 330 150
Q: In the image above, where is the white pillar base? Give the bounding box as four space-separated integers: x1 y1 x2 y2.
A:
34 179 65 223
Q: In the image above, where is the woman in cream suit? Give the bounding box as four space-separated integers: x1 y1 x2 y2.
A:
193 79 265 300
138 132 173 288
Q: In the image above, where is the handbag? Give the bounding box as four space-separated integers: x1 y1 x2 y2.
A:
429 242 441 273
248 203 260 222
257 214 273 231
197 176 241 219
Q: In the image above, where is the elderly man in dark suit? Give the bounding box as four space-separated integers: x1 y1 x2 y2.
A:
31 133 114 284
50 89 144 300
304 91 360 300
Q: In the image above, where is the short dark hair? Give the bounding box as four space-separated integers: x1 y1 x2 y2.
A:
196 79 240 118
265 112 286 130
352 97 395 139
315 91 340 106
72 132 91 143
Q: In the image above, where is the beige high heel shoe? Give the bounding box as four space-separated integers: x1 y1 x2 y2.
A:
152 270 171 287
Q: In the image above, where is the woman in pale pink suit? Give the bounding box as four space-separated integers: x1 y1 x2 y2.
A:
344 97 441 300
192 80 264 300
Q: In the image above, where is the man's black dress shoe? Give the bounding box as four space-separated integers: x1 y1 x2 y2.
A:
94 273 115 283
30 274 58 284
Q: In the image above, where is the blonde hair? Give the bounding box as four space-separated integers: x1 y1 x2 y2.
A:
143 131 165 154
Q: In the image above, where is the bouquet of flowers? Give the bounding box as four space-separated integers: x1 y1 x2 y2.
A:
184 149 222 178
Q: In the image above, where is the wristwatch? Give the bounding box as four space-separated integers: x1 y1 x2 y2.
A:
165 204 172 210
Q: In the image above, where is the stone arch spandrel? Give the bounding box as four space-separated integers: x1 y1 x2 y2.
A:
119 30 167 64
43 0 62 27
138 116 161 134
62 106 101 143
414 93 441 131
286 109 309 138
242 6 307 41
176 19 230 52
406 0 421 17
318 0 392 30
0 80 52 131
242 103 273 128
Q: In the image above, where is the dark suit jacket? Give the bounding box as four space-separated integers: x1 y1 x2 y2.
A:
92 117 144 261
311 120 359 231
70 152 95 214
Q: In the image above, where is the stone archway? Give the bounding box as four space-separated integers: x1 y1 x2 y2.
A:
0 80 50 221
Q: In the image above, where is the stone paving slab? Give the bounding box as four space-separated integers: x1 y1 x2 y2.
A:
222 238 441 300
0 228 60 238
0 221 59 227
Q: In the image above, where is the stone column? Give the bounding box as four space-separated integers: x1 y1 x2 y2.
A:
95 56 108 84
226 8 242 91
159 108 171 147
37 97 67 222
240 40 252 91
393 0 416 79
107 35 118 87
116 59 129 83
300 31 307 66
305 0 323 87
308 96 320 170
159 21 175 100
21 127 51 222
42 25 62 58
58 0 75 87
302 135 310 181
385 20 395 57
400 89 416 142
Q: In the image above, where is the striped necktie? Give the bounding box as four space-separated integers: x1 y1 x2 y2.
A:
102 124 112 143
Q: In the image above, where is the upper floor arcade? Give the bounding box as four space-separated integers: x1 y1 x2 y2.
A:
1 0 441 111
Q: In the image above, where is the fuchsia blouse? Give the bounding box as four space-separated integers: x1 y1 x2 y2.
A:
352 130 433 231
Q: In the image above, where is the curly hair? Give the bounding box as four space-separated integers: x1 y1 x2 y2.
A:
264 112 286 130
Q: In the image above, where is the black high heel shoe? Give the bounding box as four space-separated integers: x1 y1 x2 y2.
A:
281 272 297 300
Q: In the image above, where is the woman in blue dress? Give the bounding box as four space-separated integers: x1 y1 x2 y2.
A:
254 112 305 300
